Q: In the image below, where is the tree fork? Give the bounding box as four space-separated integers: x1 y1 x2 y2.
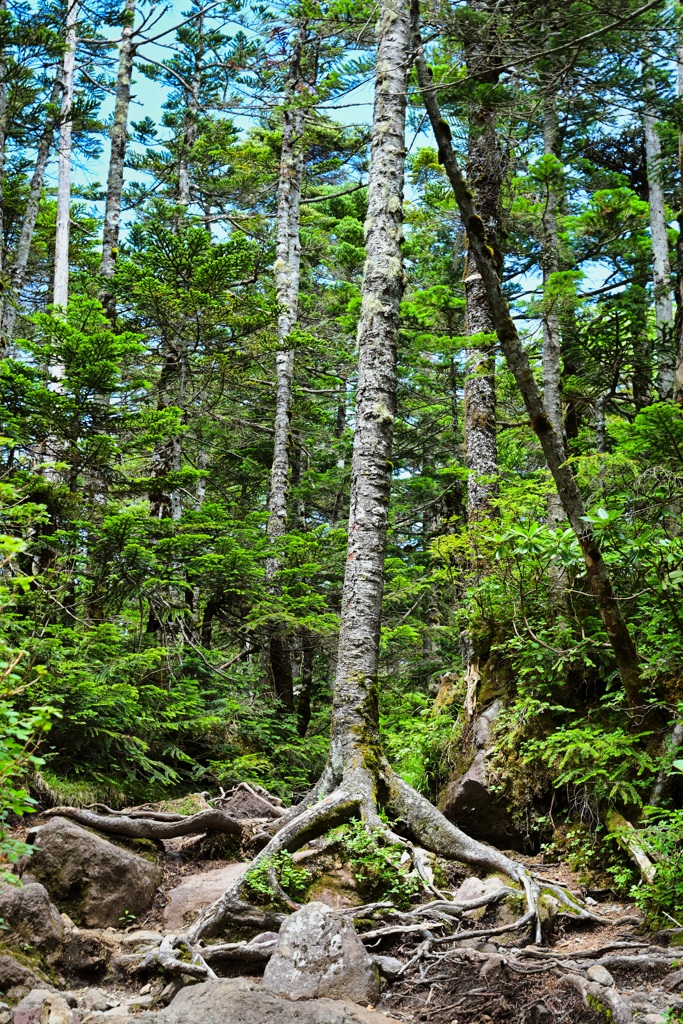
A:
411 0 649 714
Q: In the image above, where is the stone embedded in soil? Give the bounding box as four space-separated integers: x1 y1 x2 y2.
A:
161 863 247 931
24 817 161 929
0 955 49 1002
95 977 401 1024
0 882 64 957
587 964 615 987
262 901 380 1003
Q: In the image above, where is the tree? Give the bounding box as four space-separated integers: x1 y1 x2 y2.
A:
179 0 544 945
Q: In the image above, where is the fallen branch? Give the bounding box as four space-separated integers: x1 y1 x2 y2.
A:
41 806 242 839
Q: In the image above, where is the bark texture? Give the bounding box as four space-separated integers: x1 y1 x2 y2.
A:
413 7 647 712
1 76 61 348
540 88 566 528
264 32 307 711
643 63 674 399
462 4 501 521
53 0 78 310
674 29 683 405
100 0 136 314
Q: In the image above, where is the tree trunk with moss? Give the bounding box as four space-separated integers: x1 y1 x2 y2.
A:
185 0 546 946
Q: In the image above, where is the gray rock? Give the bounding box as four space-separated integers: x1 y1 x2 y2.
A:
79 989 120 1012
0 955 48 999
665 968 683 992
162 864 246 932
262 902 379 1003
25 818 162 929
0 883 64 955
99 978 401 1024
454 874 509 903
587 964 615 987
12 989 73 1024
372 955 404 980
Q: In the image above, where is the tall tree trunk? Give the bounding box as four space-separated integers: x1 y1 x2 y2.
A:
0 0 8 335
177 9 202 211
53 0 78 311
1 77 61 350
414 18 648 713
188 3 547 944
463 5 501 522
264 31 307 712
674 27 683 405
643 61 674 400
327 1 409 778
540 87 566 528
100 0 136 317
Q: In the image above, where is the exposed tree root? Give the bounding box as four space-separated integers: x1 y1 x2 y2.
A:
183 759 549 946
118 936 217 981
42 805 243 840
561 971 633 1024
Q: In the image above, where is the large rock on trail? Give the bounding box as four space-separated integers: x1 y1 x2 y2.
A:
0 883 63 956
11 989 74 1024
0 955 50 1002
162 863 247 932
24 817 162 928
262 901 380 1003
100 977 401 1024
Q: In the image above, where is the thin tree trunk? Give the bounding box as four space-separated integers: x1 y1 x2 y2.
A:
413 13 648 712
540 87 566 529
265 31 307 712
674 28 683 405
643 61 674 400
53 0 78 311
99 0 136 316
463 5 501 522
0 0 8 334
177 10 202 210
1 77 62 349
329 0 410 774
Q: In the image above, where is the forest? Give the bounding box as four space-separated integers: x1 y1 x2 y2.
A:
0 0 683 1020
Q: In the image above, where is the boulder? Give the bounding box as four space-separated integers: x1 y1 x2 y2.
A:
439 702 525 851
0 956 48 1001
0 883 63 955
262 902 379 1004
162 864 247 932
11 989 73 1024
25 818 161 928
100 977 401 1024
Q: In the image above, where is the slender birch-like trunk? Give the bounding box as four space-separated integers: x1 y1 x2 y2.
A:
100 0 136 315
414 14 648 712
462 5 501 521
53 0 78 311
643 62 674 399
0 0 8 334
264 32 307 711
328 0 410 776
1 77 62 349
674 28 683 404
540 86 567 530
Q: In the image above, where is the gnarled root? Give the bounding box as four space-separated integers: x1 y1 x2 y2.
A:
118 936 218 982
42 805 242 840
561 971 633 1024
186 756 553 946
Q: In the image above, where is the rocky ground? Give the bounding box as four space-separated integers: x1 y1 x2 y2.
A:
0 789 680 1024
